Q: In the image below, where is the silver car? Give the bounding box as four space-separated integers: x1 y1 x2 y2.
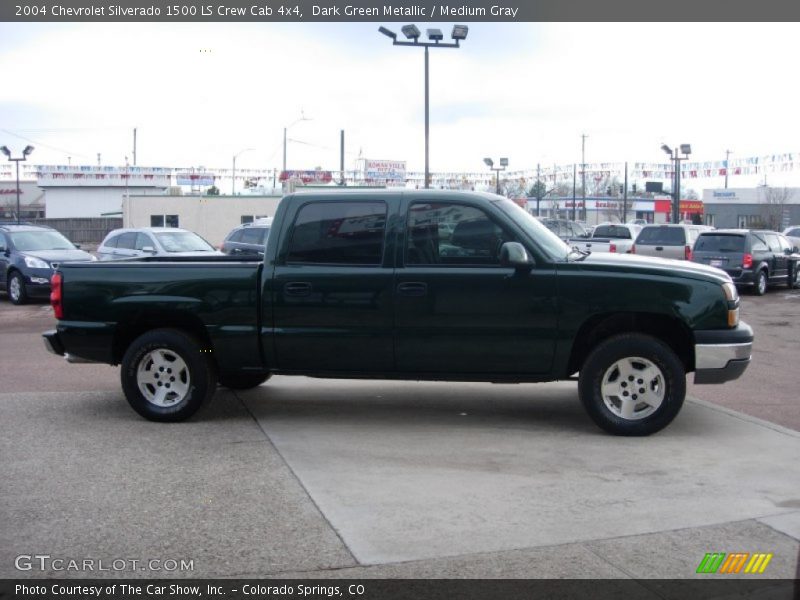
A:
97 227 221 260
632 224 706 260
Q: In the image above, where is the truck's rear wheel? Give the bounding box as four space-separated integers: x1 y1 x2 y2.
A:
218 372 271 390
578 333 686 436
121 329 216 422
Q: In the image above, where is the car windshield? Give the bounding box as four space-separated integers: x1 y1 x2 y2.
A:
154 231 215 252
495 199 569 260
694 234 745 253
9 231 75 251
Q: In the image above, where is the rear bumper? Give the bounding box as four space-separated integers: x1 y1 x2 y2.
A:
693 322 753 384
43 329 65 356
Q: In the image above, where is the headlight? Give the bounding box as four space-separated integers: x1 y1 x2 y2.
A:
722 281 739 327
23 255 50 269
721 281 738 302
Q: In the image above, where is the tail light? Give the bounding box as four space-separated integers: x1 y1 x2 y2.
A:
742 253 753 269
609 243 617 253
684 245 693 261
50 272 63 319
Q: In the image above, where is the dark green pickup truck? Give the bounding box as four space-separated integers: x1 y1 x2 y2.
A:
44 190 753 435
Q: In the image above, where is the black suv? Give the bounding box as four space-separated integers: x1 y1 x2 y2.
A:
0 224 95 304
221 218 272 257
692 229 799 295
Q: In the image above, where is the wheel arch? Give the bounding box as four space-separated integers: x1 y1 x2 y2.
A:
567 312 695 376
112 310 214 367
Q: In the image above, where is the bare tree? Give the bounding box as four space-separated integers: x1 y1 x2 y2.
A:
760 186 794 231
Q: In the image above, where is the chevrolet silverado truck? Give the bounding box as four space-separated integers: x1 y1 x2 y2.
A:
567 222 641 254
43 190 753 436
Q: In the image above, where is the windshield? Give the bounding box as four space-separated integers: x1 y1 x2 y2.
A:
495 199 569 260
154 231 215 252
9 231 75 251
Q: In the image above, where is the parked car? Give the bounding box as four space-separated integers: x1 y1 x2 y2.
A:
97 227 221 260
632 224 706 260
539 218 589 241
783 225 800 248
221 218 273 256
692 229 800 294
0 224 96 305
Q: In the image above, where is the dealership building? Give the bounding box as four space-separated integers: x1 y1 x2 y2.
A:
702 187 800 229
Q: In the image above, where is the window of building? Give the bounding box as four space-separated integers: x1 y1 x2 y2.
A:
737 215 763 229
286 201 387 265
150 215 179 228
705 214 715 227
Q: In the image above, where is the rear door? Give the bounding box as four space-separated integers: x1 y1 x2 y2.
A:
764 232 788 281
0 232 8 289
270 197 397 372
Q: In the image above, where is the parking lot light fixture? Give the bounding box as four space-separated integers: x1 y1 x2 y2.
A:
484 156 507 195
232 148 254 196
1 145 34 224
379 23 467 189
660 142 691 223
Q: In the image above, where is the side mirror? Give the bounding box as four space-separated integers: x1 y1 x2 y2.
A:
500 242 533 268
785 248 794 256
794 246 800 254
74 243 82 249
141 246 157 253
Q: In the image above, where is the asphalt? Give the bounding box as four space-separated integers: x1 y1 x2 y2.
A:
1 293 799 582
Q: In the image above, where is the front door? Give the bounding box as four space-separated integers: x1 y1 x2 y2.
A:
394 199 558 376
269 198 396 373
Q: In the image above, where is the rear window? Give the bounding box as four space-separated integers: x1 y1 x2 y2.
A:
694 234 745 253
636 226 686 246
593 225 632 239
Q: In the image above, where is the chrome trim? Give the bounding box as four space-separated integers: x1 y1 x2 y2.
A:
65 353 99 364
695 342 752 370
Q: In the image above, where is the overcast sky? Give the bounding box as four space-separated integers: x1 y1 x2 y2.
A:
2 21 800 189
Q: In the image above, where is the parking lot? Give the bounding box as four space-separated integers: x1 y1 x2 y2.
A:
1 288 799 581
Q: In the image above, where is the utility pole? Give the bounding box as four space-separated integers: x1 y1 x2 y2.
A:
581 133 587 221
536 163 541 216
133 128 137 166
623 161 628 223
572 164 577 221
724 149 732 189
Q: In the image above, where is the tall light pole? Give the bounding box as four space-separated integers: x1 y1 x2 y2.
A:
724 149 732 189
232 148 254 195
484 157 508 195
283 111 312 174
1 145 34 224
581 134 588 222
380 24 468 189
661 143 692 223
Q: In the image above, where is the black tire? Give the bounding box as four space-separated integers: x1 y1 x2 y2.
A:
753 269 768 296
578 333 686 436
121 329 217 422
218 372 271 390
8 271 28 305
789 264 799 289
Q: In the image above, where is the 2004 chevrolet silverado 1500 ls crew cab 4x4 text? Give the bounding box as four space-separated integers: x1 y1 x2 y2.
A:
43 190 753 436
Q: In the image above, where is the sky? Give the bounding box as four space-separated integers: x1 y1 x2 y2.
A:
2 21 800 192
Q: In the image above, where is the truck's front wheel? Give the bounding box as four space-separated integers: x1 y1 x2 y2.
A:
121 329 217 422
578 333 686 436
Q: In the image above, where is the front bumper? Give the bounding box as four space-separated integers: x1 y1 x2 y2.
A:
693 322 753 384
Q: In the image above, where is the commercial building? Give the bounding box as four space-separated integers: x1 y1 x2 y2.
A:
702 187 800 229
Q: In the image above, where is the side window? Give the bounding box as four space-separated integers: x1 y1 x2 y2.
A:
286 201 387 265
227 229 245 243
116 232 137 250
104 235 119 249
406 202 515 266
777 235 792 252
750 234 769 252
764 234 782 253
0 232 6 250
134 233 153 250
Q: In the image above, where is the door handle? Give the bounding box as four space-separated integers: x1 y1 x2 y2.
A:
655 246 664 251
284 281 312 297
397 282 427 297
